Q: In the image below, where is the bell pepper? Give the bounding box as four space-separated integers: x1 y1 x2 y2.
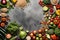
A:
10 0 17 4
56 9 60 16
51 34 57 40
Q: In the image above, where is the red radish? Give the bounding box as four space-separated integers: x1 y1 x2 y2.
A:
1 0 7 5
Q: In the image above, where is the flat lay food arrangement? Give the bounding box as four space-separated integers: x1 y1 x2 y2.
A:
0 0 60 40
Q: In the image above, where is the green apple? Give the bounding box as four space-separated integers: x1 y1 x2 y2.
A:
19 31 27 39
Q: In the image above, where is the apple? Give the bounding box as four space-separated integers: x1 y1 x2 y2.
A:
19 31 27 39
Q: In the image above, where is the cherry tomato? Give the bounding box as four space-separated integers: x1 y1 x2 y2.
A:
53 20 58 25
1 0 7 5
50 18 54 22
33 30 37 34
58 23 60 28
30 33 34 37
55 16 60 20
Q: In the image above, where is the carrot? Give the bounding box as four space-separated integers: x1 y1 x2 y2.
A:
0 23 5 27
1 17 7 21
6 34 11 39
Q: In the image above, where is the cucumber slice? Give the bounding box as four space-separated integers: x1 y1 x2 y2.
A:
43 6 49 12
46 34 50 39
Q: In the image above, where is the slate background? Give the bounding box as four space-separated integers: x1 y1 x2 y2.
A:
8 0 44 31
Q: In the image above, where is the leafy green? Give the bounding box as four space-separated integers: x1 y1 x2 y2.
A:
6 22 19 35
26 0 30 3
19 31 27 39
47 29 54 35
43 0 50 4
55 27 60 36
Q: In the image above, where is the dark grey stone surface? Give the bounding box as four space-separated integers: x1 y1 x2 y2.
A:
8 0 44 31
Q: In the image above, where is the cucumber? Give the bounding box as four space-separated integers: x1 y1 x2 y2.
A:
43 6 49 12
0 34 5 40
0 27 6 33
0 30 6 36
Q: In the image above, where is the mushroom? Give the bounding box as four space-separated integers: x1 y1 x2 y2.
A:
15 0 27 8
50 0 59 5
1 8 8 13
1 13 7 17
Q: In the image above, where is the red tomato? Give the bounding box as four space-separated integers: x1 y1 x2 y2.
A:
56 4 60 9
51 34 57 40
